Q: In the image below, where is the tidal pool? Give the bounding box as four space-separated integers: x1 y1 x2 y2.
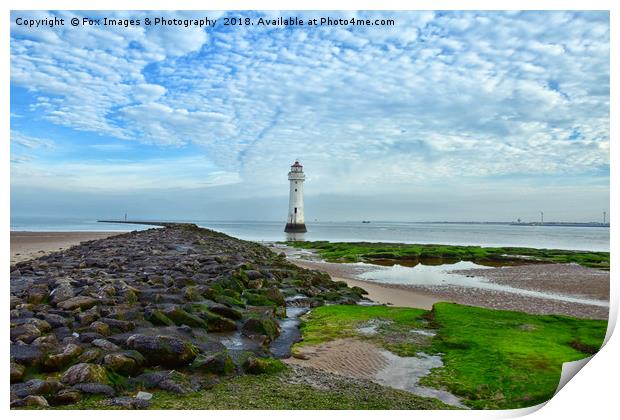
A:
356 261 609 307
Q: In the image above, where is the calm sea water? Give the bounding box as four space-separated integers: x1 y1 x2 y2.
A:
10 217 610 252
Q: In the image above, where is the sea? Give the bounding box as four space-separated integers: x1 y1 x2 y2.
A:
10 217 610 252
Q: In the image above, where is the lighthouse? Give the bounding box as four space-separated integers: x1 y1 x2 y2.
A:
285 160 307 233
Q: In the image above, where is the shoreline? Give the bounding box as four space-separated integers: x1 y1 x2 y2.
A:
10 231 124 265
288 256 609 320
291 260 441 310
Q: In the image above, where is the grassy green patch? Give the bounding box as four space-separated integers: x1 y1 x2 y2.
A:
424 302 607 409
287 241 610 270
296 303 607 409
294 304 430 356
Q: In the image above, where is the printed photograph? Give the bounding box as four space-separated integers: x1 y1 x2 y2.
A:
9 9 610 410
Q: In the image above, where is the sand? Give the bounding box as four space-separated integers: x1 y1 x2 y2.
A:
290 258 609 320
285 338 465 407
286 338 388 380
294 260 441 310
10 231 123 265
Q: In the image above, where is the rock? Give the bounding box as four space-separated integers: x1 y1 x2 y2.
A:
107 396 150 409
183 286 202 301
92 338 121 352
42 313 68 328
43 343 83 372
78 310 99 326
200 310 237 332
10 362 25 383
10 324 41 344
98 317 135 333
245 270 263 280
241 317 281 343
28 289 48 305
31 334 60 349
11 378 64 398
10 295 22 309
72 382 115 397
23 395 49 407
78 348 104 364
78 332 104 343
243 356 287 374
53 327 74 341
247 279 264 289
162 306 208 329
126 334 198 368
136 391 153 400
11 344 44 367
242 291 276 307
58 296 98 311
47 389 81 406
207 304 243 320
264 286 286 306
144 308 174 326
104 352 143 376
60 363 108 385
190 351 235 375
350 286 369 296
50 283 75 305
131 370 194 394
89 321 110 336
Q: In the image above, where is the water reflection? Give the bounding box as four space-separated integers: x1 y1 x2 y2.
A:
356 261 609 307
285 232 306 242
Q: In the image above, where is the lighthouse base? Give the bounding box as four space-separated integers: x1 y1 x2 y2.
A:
284 223 307 233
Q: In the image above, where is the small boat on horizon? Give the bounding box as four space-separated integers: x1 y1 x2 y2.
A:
362 220 371 223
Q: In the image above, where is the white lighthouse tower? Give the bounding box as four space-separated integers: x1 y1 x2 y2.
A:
285 160 307 233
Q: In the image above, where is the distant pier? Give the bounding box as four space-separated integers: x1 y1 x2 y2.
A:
98 220 192 227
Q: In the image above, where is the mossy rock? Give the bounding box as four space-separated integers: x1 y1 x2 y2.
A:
190 351 235 376
241 317 281 343
198 310 238 332
214 294 246 308
60 363 109 385
242 356 287 375
350 286 369 296
183 286 203 301
145 309 174 326
242 291 276 307
162 306 208 329
204 284 224 300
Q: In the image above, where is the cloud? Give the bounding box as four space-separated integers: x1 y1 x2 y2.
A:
10 10 609 212
10 131 54 149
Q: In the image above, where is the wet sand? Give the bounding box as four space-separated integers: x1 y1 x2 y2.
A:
286 338 465 407
290 258 609 320
453 263 609 301
10 231 122 264
294 260 440 310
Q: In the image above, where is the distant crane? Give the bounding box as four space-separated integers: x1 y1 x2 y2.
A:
540 211 544 224
603 211 606 224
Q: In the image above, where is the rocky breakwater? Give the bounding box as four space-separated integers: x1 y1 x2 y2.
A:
10 225 367 409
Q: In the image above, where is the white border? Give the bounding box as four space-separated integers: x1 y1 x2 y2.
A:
2 1 616 419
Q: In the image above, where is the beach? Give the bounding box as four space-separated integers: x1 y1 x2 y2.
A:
289 257 609 320
10 232 122 264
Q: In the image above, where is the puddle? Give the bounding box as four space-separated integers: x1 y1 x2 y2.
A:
376 351 466 408
356 261 609 307
410 329 436 337
357 319 392 336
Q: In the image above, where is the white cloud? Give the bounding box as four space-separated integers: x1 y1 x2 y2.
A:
10 10 609 198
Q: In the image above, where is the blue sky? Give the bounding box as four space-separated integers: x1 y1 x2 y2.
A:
10 10 609 222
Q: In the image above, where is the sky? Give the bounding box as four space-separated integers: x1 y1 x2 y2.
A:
10 10 610 223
